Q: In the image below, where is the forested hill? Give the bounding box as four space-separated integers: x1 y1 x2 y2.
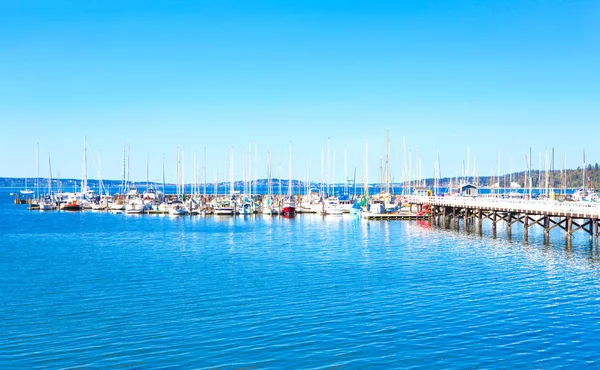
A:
439 164 600 189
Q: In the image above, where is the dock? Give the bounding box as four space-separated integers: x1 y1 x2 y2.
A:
362 212 429 221
408 195 600 244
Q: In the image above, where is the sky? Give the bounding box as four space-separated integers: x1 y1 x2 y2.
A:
1 0 599 184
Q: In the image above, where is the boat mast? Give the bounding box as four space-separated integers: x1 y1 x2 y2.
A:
288 141 293 197
344 146 348 196
162 153 166 199
268 151 272 197
254 143 257 197
120 143 126 194
385 130 389 194
327 137 330 196
82 137 87 197
193 149 196 197
177 146 181 198
332 151 336 196
98 150 103 196
365 139 369 198
146 153 149 192
230 147 234 195
278 163 282 197
48 154 53 196
36 142 39 199
402 135 407 196
321 147 325 196
204 147 207 197
126 145 131 193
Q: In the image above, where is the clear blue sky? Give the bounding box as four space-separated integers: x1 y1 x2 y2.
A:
1 0 599 184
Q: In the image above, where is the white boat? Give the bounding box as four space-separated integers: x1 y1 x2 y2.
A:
213 198 234 215
39 196 56 210
91 201 108 211
110 197 126 211
325 197 343 215
368 198 385 214
168 200 189 215
125 200 145 214
237 200 254 215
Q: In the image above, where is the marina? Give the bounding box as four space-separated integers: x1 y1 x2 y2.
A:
2 1 599 367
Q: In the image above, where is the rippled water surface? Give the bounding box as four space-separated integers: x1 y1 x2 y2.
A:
2 190 600 368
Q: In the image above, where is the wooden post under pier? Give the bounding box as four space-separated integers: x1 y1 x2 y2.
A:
523 215 529 243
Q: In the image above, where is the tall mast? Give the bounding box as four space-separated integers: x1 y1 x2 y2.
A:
98 150 103 196
344 146 348 195
36 142 39 198
268 151 272 196
402 135 407 196
204 147 207 197
365 139 369 197
332 151 336 195
327 137 330 195
321 147 325 196
244 151 247 196
408 150 412 193
121 142 126 194
126 145 130 193
278 163 282 197
48 154 53 195
254 143 257 196
230 147 234 195
177 146 180 197
193 150 197 197
146 153 149 191
162 153 165 198
82 137 87 196
288 141 293 196
385 130 389 194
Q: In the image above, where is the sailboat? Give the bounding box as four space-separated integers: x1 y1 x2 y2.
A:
261 151 276 215
20 169 34 196
39 154 57 211
282 142 296 217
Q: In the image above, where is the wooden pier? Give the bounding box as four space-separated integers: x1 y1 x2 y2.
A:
362 212 429 221
408 196 600 244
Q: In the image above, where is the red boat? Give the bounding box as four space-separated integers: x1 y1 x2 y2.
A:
282 197 296 216
61 200 83 211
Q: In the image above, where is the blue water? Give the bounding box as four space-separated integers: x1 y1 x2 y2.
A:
2 190 600 368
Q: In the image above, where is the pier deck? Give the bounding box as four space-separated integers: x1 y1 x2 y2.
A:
408 195 600 243
362 212 428 221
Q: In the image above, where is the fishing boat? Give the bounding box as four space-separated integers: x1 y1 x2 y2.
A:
60 194 83 211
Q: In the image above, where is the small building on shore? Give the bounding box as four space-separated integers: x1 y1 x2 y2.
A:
460 183 479 197
413 186 432 197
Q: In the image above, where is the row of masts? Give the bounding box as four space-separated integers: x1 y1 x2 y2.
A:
23 136 594 200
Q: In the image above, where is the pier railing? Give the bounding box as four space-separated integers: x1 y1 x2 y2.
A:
408 196 600 218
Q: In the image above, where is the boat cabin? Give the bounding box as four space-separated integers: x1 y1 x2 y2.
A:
460 184 479 197
413 187 432 197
